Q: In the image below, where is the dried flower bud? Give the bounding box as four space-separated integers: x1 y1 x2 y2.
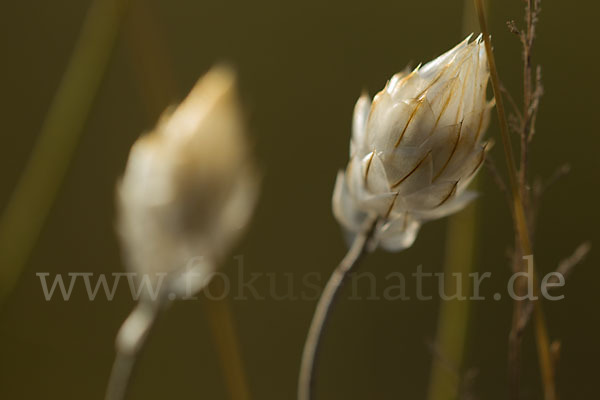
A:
333 35 493 251
117 66 258 297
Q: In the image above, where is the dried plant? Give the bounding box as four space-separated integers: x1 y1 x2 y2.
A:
475 1 590 400
332 36 492 252
300 36 493 400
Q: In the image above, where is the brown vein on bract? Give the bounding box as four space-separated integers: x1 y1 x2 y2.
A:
368 69 417 130
395 51 472 149
418 43 474 103
430 47 475 129
467 143 488 178
455 59 472 124
435 181 458 207
432 121 463 182
394 99 424 148
422 72 464 142
363 151 375 186
390 150 432 189
415 63 450 99
430 78 459 134
396 68 418 88
384 192 400 219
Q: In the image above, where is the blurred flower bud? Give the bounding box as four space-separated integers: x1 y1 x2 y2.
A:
117 66 258 298
333 35 493 251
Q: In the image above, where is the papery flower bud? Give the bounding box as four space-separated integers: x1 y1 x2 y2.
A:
333 35 493 251
117 66 258 298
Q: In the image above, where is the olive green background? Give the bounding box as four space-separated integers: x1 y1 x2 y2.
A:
0 0 598 399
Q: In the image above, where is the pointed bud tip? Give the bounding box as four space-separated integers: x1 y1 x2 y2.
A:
183 64 238 113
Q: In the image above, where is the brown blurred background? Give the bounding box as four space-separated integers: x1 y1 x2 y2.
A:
0 0 598 399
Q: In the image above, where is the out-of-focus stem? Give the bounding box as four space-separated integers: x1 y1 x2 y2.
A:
106 300 163 400
520 0 533 194
202 278 251 400
426 4 482 400
427 184 479 400
125 0 178 118
474 2 556 400
0 0 131 303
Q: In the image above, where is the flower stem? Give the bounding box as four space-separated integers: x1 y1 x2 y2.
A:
298 218 377 400
105 300 164 400
473 1 556 399
124 5 252 399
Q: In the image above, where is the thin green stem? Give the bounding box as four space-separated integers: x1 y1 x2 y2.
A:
427 184 479 400
0 0 131 303
426 4 483 400
473 2 556 400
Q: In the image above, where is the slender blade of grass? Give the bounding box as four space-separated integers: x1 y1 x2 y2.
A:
0 0 131 303
426 2 484 399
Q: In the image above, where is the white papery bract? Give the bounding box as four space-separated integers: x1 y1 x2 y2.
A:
117 66 258 299
333 35 493 251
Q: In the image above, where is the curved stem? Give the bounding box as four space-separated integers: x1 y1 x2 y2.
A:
298 218 377 400
473 2 556 400
105 301 163 400
105 347 139 400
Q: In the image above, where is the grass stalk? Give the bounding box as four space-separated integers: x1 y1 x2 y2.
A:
473 1 556 399
202 277 252 400
426 190 479 400
0 0 131 303
426 3 483 399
